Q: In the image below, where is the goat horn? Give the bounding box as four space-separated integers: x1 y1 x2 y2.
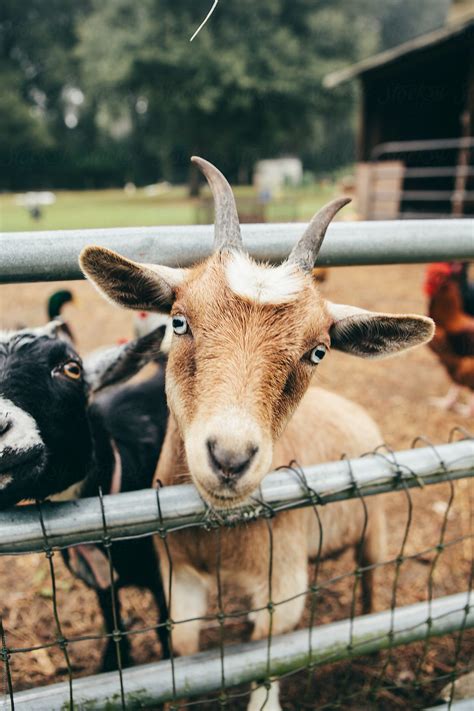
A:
191 156 243 253
288 197 351 272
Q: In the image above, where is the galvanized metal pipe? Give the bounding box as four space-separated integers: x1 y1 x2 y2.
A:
425 701 474 711
1 219 473 283
0 440 472 555
2 591 472 709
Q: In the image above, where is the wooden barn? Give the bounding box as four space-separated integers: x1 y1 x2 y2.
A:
324 15 474 219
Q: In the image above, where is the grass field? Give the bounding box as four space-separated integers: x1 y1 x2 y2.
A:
0 182 347 232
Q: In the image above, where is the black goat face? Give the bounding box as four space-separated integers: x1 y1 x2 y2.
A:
0 329 92 508
0 321 166 509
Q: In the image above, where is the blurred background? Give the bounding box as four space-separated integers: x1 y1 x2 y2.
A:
1 3 473 703
1 0 473 231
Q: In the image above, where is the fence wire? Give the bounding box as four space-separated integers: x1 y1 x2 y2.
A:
0 432 473 710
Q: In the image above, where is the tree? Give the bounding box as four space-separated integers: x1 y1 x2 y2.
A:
378 0 450 50
77 0 382 190
0 0 455 190
0 0 90 188
0 68 52 188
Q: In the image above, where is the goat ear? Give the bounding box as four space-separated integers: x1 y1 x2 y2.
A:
327 302 435 358
80 246 186 313
83 325 166 393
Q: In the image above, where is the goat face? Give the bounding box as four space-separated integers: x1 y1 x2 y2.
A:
0 325 91 507
0 322 166 509
162 254 330 506
80 157 435 510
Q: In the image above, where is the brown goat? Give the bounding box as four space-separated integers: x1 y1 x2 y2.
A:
80 157 434 710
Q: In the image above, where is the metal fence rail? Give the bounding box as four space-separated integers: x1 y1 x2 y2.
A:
1 218 473 709
0 440 472 554
1 438 472 708
367 136 474 219
1 219 473 282
426 702 474 711
2 591 472 710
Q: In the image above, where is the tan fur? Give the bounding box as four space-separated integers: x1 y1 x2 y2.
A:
151 254 387 666
156 386 386 659
80 238 433 711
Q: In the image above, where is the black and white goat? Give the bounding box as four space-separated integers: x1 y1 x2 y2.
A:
0 321 170 669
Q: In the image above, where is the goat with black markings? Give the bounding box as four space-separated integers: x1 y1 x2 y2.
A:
0 321 170 670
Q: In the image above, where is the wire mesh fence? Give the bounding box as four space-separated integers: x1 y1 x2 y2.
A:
1 217 473 709
1 431 473 710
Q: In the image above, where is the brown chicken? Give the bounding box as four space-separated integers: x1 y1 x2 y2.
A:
424 262 474 417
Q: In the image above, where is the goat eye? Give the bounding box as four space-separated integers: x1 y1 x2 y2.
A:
309 344 327 364
172 314 188 335
62 361 82 380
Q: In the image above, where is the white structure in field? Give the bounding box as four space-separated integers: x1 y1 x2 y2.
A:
15 192 56 208
253 158 303 194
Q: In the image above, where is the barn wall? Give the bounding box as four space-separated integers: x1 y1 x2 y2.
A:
358 31 473 161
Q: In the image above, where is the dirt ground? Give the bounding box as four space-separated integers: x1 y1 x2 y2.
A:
0 262 473 709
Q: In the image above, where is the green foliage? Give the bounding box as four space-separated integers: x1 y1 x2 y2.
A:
0 68 51 155
0 0 453 190
0 180 341 232
378 0 450 49
77 0 382 185
0 0 91 188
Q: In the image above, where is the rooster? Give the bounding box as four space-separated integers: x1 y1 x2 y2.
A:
424 262 474 417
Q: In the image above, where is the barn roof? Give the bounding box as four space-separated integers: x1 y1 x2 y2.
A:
323 16 474 89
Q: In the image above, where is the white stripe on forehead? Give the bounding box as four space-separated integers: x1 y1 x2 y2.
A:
225 253 305 304
0 331 15 343
0 322 65 347
2 333 37 347
0 331 36 352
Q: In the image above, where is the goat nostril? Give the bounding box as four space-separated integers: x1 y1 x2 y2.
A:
0 419 12 437
206 439 258 480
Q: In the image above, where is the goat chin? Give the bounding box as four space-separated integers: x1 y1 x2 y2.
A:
194 484 251 510
188 461 274 512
